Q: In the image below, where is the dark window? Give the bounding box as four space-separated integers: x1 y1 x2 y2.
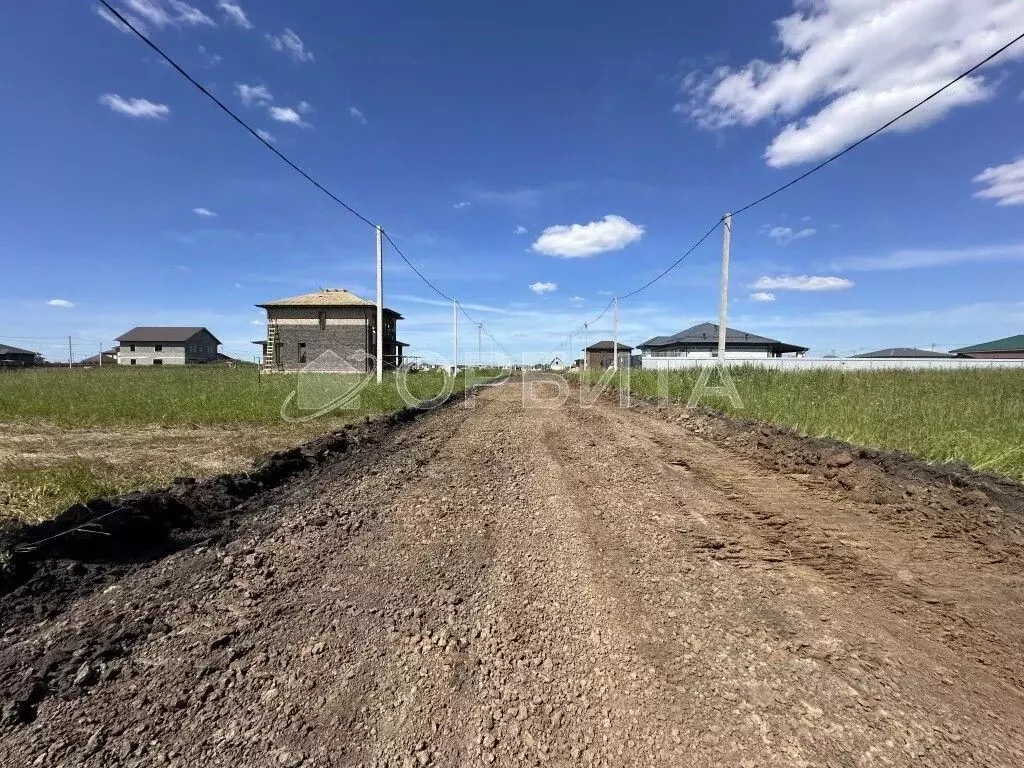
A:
318 311 327 331
129 344 136 352
153 359 163 365
298 343 307 364
154 344 163 352
130 359 137 365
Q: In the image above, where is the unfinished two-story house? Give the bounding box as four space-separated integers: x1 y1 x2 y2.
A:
255 289 407 372
115 327 221 366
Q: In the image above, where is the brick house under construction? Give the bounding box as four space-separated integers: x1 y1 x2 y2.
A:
255 289 407 372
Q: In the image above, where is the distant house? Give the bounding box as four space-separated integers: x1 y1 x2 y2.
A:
115 327 221 366
639 323 808 359
549 357 564 371
951 334 1024 360
852 347 955 359
79 348 118 366
0 343 41 367
256 288 406 373
584 340 633 370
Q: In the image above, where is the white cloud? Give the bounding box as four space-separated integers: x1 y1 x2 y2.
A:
269 106 310 127
569 296 585 307
255 128 275 143
192 207 216 217
513 225 528 235
197 45 221 67
973 156 1024 206
832 242 1024 271
118 0 214 28
454 201 472 209
531 214 644 258
765 225 816 244
680 1 1024 167
349 106 367 124
751 291 776 302
99 94 170 119
46 299 74 308
217 0 251 29
94 4 148 34
529 281 558 294
754 275 853 291
236 83 272 107
266 28 313 62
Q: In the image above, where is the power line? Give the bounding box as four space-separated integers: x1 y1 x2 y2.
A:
96 1 377 230
618 218 723 300
733 30 1024 216
572 29 1024 328
97 0 514 359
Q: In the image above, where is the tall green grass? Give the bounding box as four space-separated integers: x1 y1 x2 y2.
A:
586 367 1024 481
0 366 499 427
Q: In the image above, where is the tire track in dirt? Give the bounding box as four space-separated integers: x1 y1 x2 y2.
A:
1 379 1023 767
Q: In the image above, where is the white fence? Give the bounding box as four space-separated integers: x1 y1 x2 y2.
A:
640 356 1024 372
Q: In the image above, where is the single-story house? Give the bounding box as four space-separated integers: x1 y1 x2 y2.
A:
115 327 221 366
951 334 1024 360
584 340 633 370
638 323 808 359
256 288 407 373
0 343 41 367
852 347 955 359
549 357 564 371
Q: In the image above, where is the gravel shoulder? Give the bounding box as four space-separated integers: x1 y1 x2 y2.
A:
2 378 1022 767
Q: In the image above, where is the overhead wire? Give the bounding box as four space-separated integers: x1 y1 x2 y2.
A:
96 0 513 359
564 29 1024 345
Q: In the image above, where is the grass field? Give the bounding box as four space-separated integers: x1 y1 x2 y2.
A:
581 367 1024 481
0 365 499 524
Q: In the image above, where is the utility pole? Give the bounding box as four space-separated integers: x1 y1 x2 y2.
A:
98 342 103 367
477 323 482 369
612 298 619 371
583 322 588 372
375 224 384 383
68 336 73 369
567 331 573 369
452 300 458 375
717 213 732 361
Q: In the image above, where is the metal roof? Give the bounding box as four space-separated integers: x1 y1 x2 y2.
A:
951 334 1024 354
585 340 633 351
852 347 955 359
0 343 38 356
638 323 808 353
257 288 404 318
115 327 222 344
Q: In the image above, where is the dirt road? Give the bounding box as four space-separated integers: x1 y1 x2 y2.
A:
2 378 1023 767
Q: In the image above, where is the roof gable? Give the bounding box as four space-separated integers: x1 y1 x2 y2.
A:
951 334 1024 354
115 327 221 344
257 288 404 318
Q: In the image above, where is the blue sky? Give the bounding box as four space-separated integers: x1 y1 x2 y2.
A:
1 0 1023 363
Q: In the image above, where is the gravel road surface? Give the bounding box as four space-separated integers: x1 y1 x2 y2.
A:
2 378 1023 767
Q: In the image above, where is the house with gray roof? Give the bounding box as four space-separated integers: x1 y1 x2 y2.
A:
638 323 808 360
852 347 955 359
115 327 221 366
0 342 41 367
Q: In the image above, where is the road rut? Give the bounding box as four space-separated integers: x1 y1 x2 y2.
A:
2 379 1022 767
